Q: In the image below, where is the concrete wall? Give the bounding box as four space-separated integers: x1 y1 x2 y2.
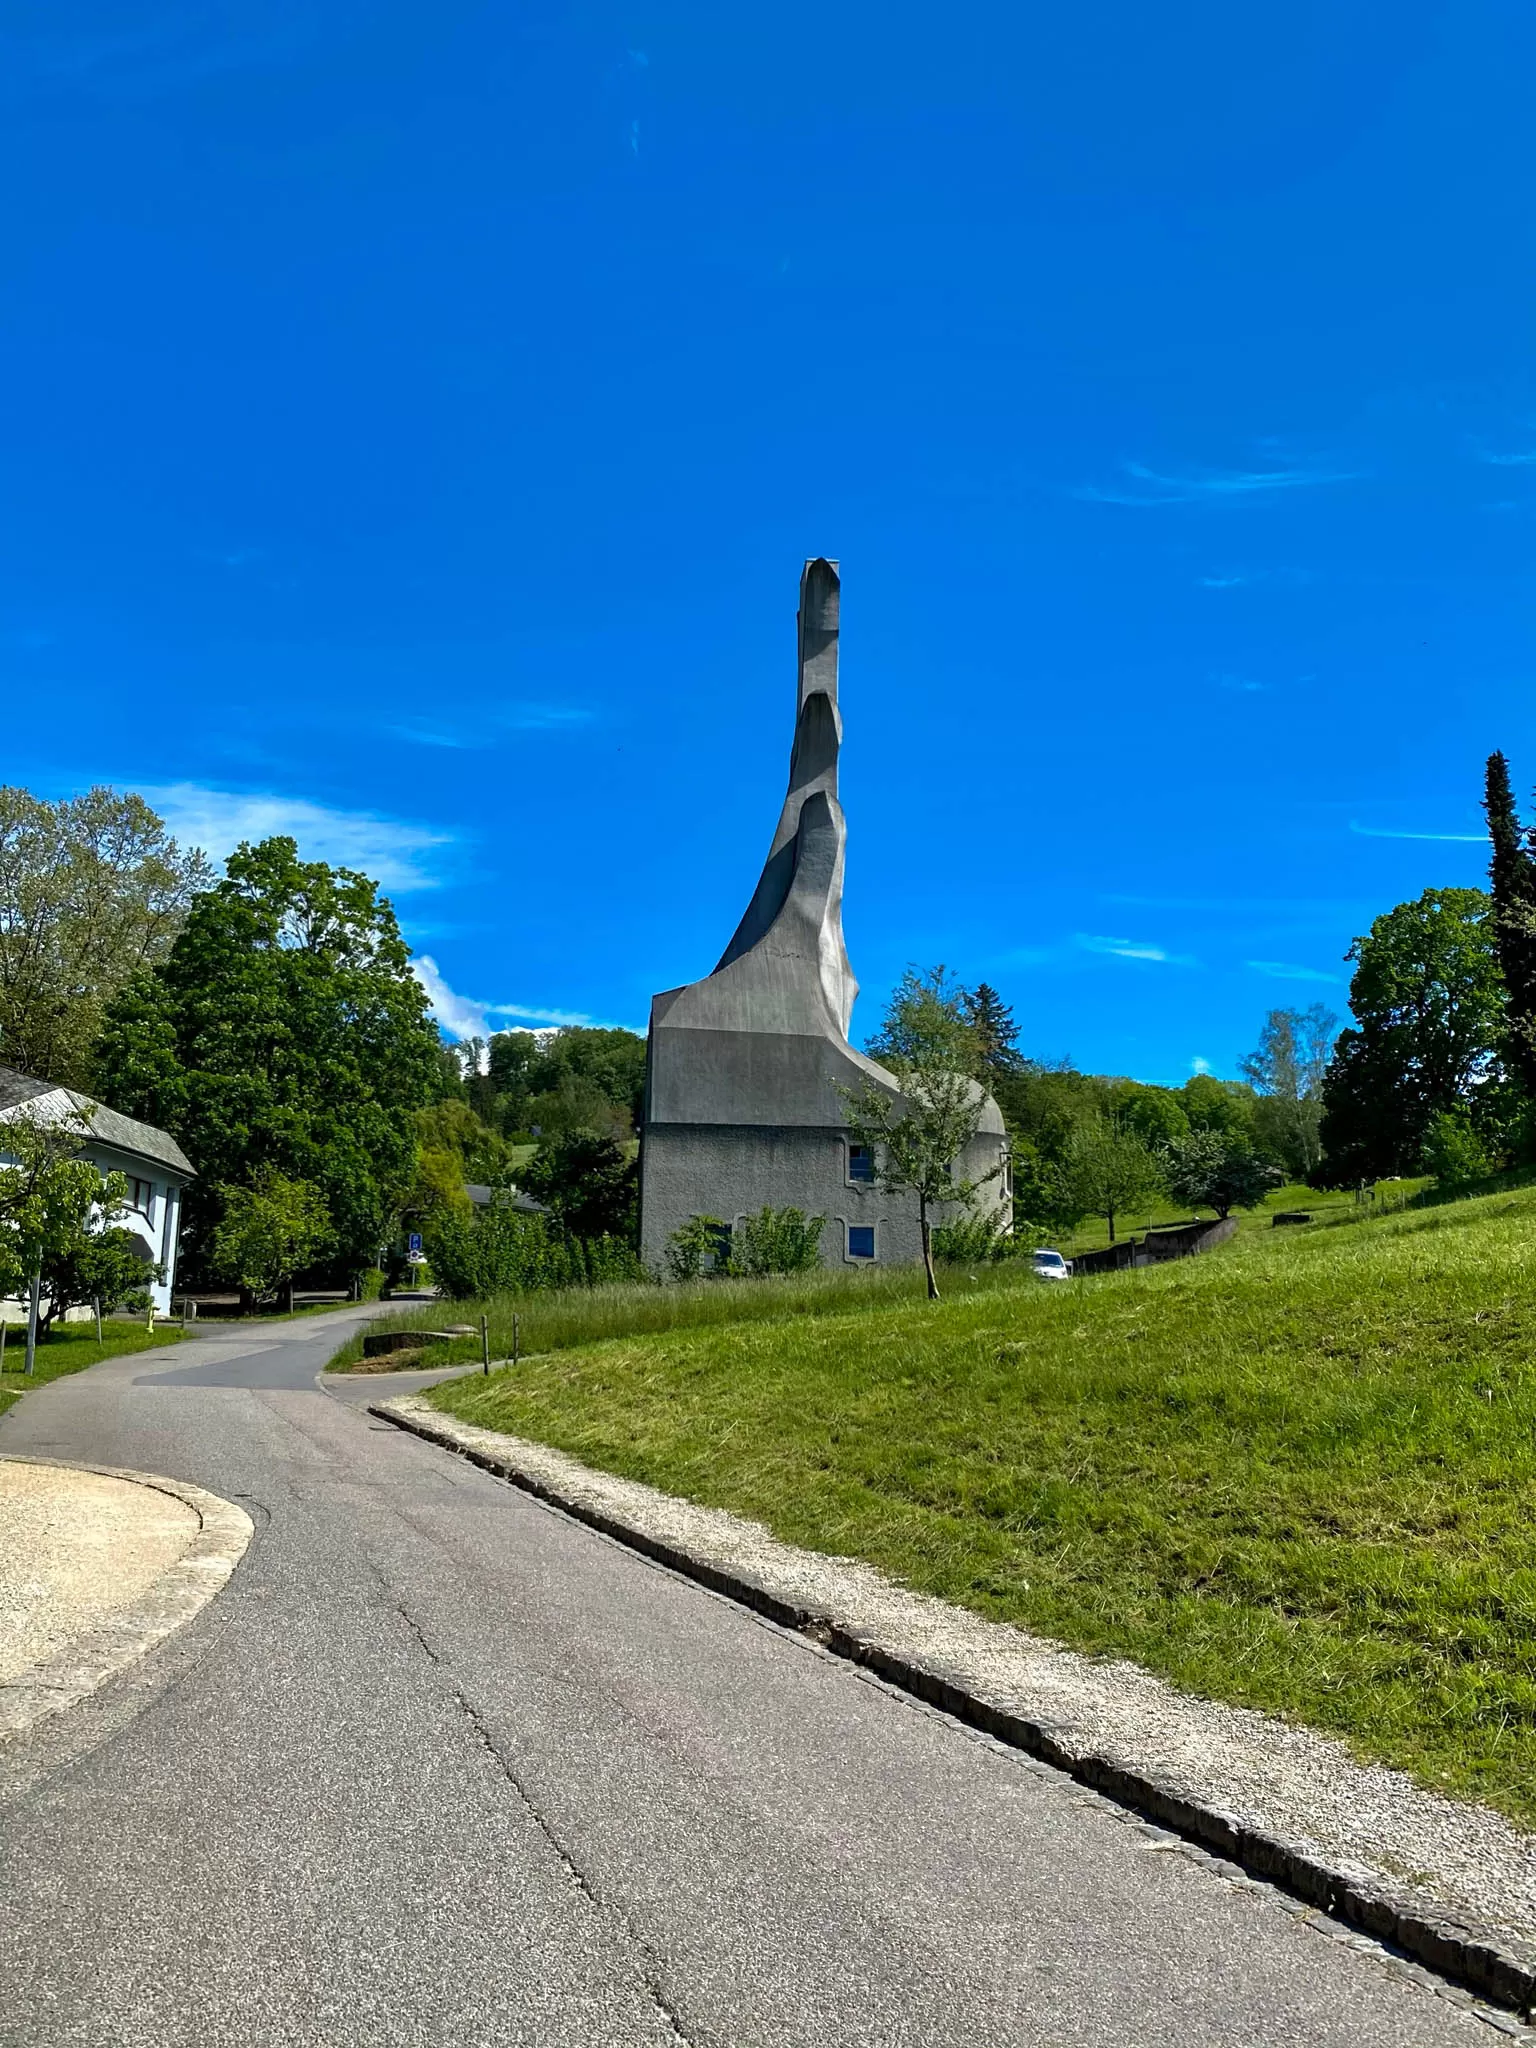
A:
639 1121 1010 1275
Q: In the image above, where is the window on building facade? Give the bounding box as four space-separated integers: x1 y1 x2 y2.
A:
706 1220 733 1272
127 1177 154 1219
847 1142 874 1183
847 1224 876 1260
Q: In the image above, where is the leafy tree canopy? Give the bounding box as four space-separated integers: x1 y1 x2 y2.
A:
473 1025 646 1140
1162 1129 1277 1219
1318 887 1504 1185
208 1167 334 1305
0 786 211 1087
1052 1115 1163 1243
1240 1005 1337 1181
95 836 442 1281
517 1127 639 1244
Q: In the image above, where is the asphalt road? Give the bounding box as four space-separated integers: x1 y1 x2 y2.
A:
0 1310 1509 2046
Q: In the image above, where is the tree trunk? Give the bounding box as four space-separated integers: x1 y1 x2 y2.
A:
1107 1206 1116 1243
920 1204 940 1302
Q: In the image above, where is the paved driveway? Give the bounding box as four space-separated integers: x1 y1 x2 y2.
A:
0 1310 1505 2045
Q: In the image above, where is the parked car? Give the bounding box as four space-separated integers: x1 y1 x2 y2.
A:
1031 1248 1072 1282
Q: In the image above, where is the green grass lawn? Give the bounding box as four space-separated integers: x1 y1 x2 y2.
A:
0 1319 184 1419
424 1183 1536 1828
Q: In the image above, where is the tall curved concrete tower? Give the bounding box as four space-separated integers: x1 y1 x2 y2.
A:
639 559 1008 1274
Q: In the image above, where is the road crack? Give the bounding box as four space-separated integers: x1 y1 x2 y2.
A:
390 1592 697 2045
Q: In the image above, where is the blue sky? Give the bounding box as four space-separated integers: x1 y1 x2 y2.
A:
6 0 1533 1081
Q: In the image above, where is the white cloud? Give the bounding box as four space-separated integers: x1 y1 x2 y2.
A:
139 783 454 892
411 956 615 1043
1077 934 1192 965
1190 1056 1213 1074
1247 960 1342 985
1349 820 1485 844
1075 459 1358 508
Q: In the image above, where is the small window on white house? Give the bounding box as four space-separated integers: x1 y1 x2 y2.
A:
127 1177 154 1219
847 1142 875 1184
847 1225 876 1260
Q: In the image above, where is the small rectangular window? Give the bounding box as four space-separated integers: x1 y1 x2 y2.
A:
128 1177 154 1218
847 1225 876 1260
848 1143 874 1184
706 1221 732 1272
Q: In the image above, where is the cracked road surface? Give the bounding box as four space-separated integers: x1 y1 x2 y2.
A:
0 1311 1512 2045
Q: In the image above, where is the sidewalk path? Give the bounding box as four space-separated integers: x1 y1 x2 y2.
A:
0 1460 198 1683
0 1306 1518 2046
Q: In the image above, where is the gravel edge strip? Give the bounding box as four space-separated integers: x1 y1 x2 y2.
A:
374 1393 1536 2022
0 1458 254 1742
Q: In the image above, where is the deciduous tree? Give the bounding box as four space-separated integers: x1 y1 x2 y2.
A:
95 837 443 1283
1318 888 1504 1184
1239 1005 1337 1181
0 787 211 1086
1052 1115 1162 1243
848 967 1001 1300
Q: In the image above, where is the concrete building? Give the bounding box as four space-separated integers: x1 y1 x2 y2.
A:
639 559 1009 1275
0 1067 194 1318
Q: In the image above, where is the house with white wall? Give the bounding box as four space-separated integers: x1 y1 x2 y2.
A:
0 1066 195 1319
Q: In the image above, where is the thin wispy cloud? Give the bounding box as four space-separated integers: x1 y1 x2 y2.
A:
412 957 622 1042
137 782 454 892
1475 446 1536 467
389 723 479 751
1349 820 1485 844
1247 960 1342 985
1077 934 1193 966
500 704 596 732
1190 1056 1213 1075
1075 458 1358 508
1214 673 1265 693
1200 574 1249 588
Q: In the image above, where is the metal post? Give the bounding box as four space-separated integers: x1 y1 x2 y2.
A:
1 1320 7 1370
513 1314 520 1370
94 1295 102 1343
24 1271 40 1376
481 1314 490 1375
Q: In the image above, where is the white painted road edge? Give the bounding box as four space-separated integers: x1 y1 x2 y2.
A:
0 1459 254 1742
374 1390 1536 2022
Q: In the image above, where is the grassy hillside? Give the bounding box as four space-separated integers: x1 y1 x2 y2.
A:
427 1184 1536 1826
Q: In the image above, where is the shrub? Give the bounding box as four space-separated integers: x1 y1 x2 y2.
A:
931 1213 1022 1263
1420 1108 1493 1188
730 1206 825 1277
666 1215 729 1283
426 1201 645 1299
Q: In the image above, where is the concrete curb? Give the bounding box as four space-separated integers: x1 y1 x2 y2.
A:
0 1459 254 1743
373 1395 1536 2022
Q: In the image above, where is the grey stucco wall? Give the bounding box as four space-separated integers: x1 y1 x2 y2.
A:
639 1121 1010 1276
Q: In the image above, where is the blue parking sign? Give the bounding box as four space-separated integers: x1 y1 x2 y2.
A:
407 1232 422 1255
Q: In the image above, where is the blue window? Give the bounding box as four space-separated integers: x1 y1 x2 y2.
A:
848 1143 874 1183
847 1225 876 1261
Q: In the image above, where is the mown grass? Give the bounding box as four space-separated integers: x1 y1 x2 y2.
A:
0 1320 184 1418
426 1183 1536 1827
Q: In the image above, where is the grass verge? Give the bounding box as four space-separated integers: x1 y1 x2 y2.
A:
323 1259 1040 1371
0 1320 184 1419
425 1182 1536 1828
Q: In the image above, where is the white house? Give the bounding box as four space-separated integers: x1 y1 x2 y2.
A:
0 1066 195 1319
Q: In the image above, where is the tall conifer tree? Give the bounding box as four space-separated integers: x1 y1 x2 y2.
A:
1483 753 1536 1091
